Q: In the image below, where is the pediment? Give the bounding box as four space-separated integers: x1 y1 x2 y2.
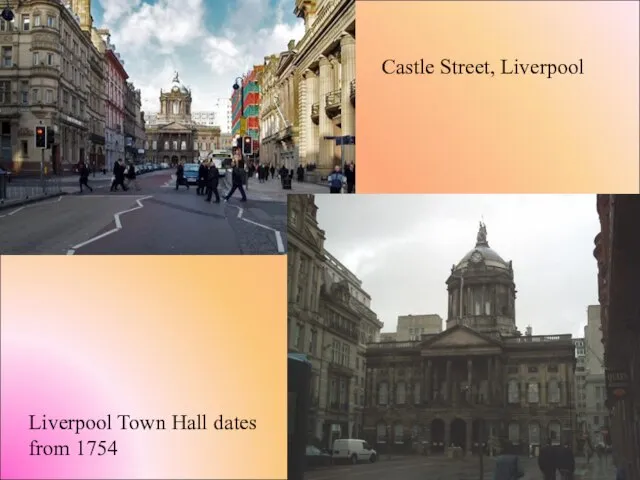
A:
302 223 323 250
158 121 191 131
422 325 500 349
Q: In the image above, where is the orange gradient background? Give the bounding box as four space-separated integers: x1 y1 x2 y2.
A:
1 256 286 480
357 1 639 193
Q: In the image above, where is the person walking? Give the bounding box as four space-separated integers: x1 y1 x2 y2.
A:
492 444 524 480
538 441 558 480
126 162 140 191
345 163 356 193
557 443 575 480
206 162 220 203
196 161 207 195
224 161 247 202
175 161 189 190
327 165 344 193
78 161 92 193
110 159 127 192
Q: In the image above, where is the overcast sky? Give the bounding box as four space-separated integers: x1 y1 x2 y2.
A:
314 195 600 338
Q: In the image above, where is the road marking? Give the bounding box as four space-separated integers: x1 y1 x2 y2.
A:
66 195 153 255
0 195 63 219
237 207 243 219
7 206 24 216
242 218 286 254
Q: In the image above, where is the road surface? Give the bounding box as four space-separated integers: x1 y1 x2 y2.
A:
0 170 328 255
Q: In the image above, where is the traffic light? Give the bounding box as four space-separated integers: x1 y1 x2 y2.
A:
242 136 252 156
35 126 47 148
46 127 55 149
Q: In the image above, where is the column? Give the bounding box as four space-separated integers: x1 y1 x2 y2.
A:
444 419 451 447
289 249 301 300
304 260 314 310
467 359 473 403
303 70 319 166
318 55 333 171
340 33 355 165
562 363 568 406
425 360 432 403
298 72 308 164
433 364 439 401
446 359 452 403
487 357 493 404
389 366 395 405
465 420 473 453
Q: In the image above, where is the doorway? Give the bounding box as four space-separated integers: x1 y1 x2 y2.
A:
450 418 467 449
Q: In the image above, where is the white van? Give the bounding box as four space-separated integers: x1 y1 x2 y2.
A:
332 438 377 464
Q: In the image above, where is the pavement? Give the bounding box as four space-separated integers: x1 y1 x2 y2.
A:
0 170 327 255
303 455 616 480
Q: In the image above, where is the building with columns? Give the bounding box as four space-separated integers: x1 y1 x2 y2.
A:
287 194 383 447
362 223 576 455
594 195 640 479
294 0 355 174
145 72 220 165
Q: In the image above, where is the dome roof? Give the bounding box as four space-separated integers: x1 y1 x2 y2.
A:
454 222 511 271
166 72 189 95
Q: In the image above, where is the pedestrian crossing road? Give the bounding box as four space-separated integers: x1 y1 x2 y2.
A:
304 455 615 480
0 170 327 255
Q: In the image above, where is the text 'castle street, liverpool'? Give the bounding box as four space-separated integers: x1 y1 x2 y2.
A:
0 168 326 255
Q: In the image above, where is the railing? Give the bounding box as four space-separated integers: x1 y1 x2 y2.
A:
32 65 60 78
325 89 341 109
504 334 572 343
0 175 62 202
367 340 421 349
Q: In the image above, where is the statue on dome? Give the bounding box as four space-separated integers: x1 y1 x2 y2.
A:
172 71 180 83
477 221 487 244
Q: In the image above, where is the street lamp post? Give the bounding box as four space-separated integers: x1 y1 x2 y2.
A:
232 77 249 188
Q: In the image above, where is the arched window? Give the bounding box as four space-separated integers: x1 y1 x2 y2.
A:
378 382 388 405
172 101 179 114
396 382 406 405
163 141 169 150
508 422 520 443
527 381 540 403
548 379 561 403
548 421 561 445
508 380 519 403
528 422 541 445
393 423 404 444
376 423 387 444
413 382 421 404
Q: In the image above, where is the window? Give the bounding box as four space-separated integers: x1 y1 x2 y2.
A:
548 422 561 445
593 416 599 425
181 141 186 151
152 140 157 150
341 344 349 367
508 380 519 403
163 141 169 150
527 383 539 403
548 379 561 403
393 424 404 444
331 340 340 363
329 378 337 406
33 15 41 27
21 140 27 156
528 423 540 445
172 141 178 151
376 423 387 444
1 46 12 67
47 53 54 66
47 16 55 28
45 89 53 104
20 81 28 104
396 382 406 404
22 14 30 31
508 422 520 442
291 323 301 350
308 330 317 355
378 382 388 405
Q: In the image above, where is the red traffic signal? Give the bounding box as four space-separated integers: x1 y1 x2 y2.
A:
35 126 47 148
242 136 252 155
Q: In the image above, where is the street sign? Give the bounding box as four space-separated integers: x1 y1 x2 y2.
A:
605 370 629 399
324 135 355 145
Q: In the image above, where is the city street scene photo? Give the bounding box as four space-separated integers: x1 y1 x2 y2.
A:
0 0 354 254
287 194 640 480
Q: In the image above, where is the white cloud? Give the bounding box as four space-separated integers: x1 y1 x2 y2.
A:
98 0 305 114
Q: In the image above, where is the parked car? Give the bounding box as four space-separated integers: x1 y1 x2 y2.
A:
305 445 332 469
332 439 377 464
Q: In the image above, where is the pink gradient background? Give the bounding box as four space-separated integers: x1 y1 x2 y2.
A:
0 256 286 479
357 1 640 193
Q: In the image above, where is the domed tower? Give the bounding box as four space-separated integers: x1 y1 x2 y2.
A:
445 222 517 337
157 72 192 125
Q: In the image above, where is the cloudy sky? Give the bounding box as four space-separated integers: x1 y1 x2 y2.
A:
93 0 305 113
314 195 600 339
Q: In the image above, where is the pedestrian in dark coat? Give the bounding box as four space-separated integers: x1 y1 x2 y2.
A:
493 444 524 480
206 162 220 203
538 442 557 480
78 162 92 193
556 444 575 480
197 162 207 195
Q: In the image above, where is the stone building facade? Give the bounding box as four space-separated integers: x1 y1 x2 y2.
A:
362 224 576 454
288 194 382 448
594 195 640 478
87 27 106 170
145 72 219 165
293 0 355 173
0 0 98 173
124 81 144 162
103 44 127 170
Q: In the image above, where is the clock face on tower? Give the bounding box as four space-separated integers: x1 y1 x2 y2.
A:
470 251 482 263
